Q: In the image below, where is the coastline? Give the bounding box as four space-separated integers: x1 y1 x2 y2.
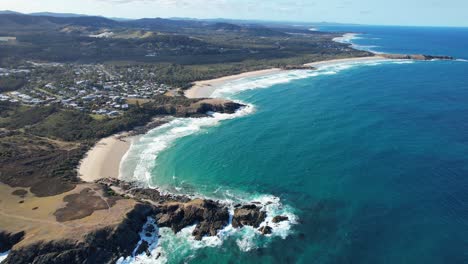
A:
185 55 383 99
185 68 283 98
78 133 133 182
79 55 385 183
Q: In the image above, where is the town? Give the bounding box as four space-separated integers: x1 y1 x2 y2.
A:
0 62 176 117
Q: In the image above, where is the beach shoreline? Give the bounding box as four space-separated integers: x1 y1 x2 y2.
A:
185 68 283 98
185 55 384 99
78 55 386 183
78 133 133 182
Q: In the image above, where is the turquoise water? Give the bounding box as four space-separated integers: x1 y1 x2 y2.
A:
121 26 468 263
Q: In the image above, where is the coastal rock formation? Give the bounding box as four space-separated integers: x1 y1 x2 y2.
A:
135 241 151 256
232 204 267 228
97 179 281 241
142 97 245 118
280 65 316 70
155 199 230 240
3 203 154 264
193 99 244 115
381 54 454 61
0 231 25 252
258 225 273 235
272 215 289 223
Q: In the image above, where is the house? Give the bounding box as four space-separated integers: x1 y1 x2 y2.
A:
107 111 120 117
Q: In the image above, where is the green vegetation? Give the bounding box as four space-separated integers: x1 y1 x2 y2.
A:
0 96 201 141
0 14 370 88
0 96 203 196
0 76 26 92
0 13 372 197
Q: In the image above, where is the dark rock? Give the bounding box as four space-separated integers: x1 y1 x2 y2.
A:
155 199 229 241
258 226 273 235
135 241 151 256
281 65 316 70
232 204 266 228
272 215 289 223
196 101 244 115
0 231 25 252
130 188 164 203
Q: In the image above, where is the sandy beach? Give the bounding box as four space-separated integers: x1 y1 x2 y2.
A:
79 56 385 183
185 68 283 98
185 56 384 99
78 134 132 182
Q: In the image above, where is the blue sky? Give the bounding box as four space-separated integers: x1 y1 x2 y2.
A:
2 0 468 27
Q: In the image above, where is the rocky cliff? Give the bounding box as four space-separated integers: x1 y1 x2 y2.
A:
3 203 154 264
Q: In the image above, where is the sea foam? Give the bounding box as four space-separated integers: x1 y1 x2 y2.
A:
117 191 297 264
118 57 410 263
0 251 9 262
333 33 382 53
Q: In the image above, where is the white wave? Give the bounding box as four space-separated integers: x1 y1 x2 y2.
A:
211 59 401 100
333 33 361 44
391 60 415 64
117 53 413 263
118 217 161 264
0 251 9 262
456 59 468 62
120 104 254 184
119 191 297 263
120 57 409 186
333 33 382 53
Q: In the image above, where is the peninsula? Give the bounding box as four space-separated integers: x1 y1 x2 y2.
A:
0 12 455 263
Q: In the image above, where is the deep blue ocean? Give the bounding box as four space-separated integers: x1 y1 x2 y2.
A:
120 26 468 263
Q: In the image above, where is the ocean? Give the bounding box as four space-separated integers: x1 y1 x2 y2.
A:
119 25 468 263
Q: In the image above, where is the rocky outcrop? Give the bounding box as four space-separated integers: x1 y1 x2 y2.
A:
0 231 24 252
258 225 273 235
135 241 151 256
96 179 288 242
381 54 454 61
281 65 316 70
155 199 229 240
232 204 266 228
3 203 154 264
195 100 244 115
272 215 289 223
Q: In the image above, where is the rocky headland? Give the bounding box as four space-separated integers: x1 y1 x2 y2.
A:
0 178 290 263
380 53 454 61
0 98 254 263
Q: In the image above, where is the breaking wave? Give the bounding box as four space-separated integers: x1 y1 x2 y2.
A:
117 57 413 263
117 192 297 264
333 33 382 53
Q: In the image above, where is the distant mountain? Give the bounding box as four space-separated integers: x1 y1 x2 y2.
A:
0 13 295 37
29 12 89 18
209 22 243 31
0 10 23 15
125 17 208 31
125 18 288 36
0 14 120 31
